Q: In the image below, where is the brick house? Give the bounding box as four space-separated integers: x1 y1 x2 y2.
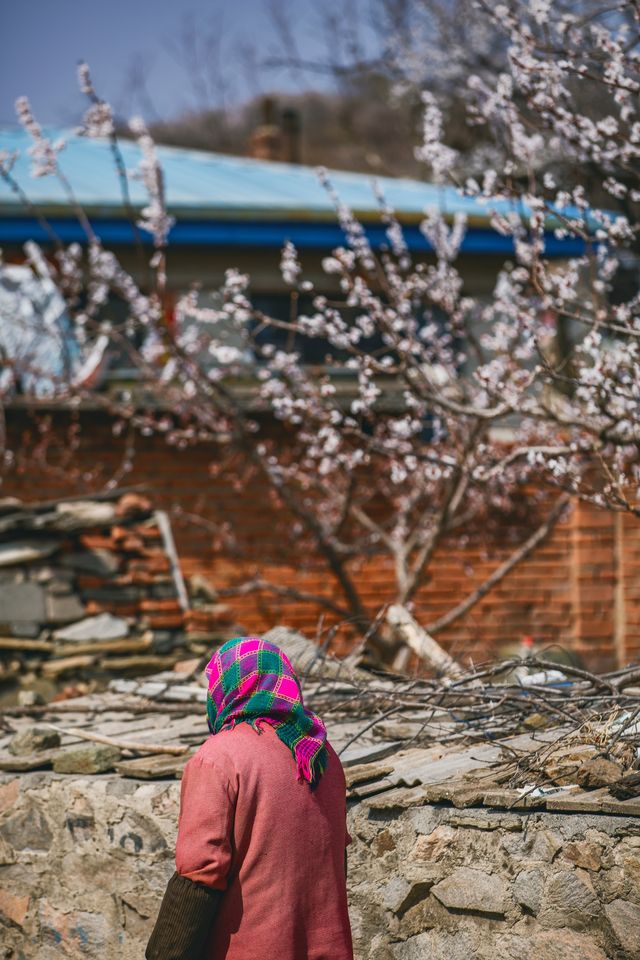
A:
1 128 637 670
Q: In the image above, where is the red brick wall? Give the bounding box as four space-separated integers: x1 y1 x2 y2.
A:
619 512 640 664
5 410 640 671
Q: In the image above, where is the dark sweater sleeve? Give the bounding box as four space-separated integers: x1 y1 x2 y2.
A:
145 871 223 960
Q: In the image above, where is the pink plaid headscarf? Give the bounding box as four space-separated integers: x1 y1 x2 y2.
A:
205 636 328 786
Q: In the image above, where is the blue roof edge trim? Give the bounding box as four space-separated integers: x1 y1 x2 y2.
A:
0 216 587 257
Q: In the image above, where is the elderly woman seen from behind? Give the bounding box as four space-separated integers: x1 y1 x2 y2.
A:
146 635 353 960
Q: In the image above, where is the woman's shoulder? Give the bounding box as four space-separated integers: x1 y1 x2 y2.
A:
186 724 258 773
186 732 234 775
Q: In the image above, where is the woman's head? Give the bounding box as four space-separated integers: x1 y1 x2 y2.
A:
205 636 328 786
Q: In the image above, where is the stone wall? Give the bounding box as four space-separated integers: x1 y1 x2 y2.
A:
2 771 640 959
348 791 640 960
0 773 179 960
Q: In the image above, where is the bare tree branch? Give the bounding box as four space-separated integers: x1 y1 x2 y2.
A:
427 495 572 635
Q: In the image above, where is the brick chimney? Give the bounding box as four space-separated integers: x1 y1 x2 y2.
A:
281 107 301 164
247 96 282 161
247 97 301 164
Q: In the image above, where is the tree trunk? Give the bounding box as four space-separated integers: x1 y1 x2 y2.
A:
387 604 464 678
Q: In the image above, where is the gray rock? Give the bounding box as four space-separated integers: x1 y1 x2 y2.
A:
107 809 168 857
8 727 61 756
10 620 42 638
446 810 522 832
0 540 61 567
409 807 441 836
45 592 86 624
0 582 46 623
105 779 141 799
513 868 544 915
394 929 480 960
539 869 600 930
263 626 356 680
150 631 176 654
60 548 119 577
381 865 443 916
605 899 640 958
367 935 395 960
525 826 563 861
45 577 74 596
79 586 141 603
32 565 75 584
382 876 413 914
0 803 53 851
577 758 623 789
263 626 322 674
53 613 129 643
52 745 121 774
17 689 45 707
432 867 508 916
494 930 608 960
55 500 116 527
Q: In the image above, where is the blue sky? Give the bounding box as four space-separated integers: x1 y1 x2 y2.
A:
1 0 370 126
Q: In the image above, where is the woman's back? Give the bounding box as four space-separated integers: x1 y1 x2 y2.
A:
176 723 353 960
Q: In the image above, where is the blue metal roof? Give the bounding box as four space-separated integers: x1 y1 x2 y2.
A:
0 127 588 256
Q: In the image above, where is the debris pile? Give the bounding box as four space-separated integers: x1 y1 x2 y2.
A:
0 490 236 700
2 627 639 810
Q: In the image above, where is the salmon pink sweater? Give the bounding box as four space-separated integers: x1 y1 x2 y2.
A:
175 722 354 960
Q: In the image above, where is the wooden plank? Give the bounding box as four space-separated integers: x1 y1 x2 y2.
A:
41 654 96 677
422 781 487 808
155 510 189 611
99 654 182 673
600 795 640 817
545 788 640 816
54 636 154 657
345 763 394 789
0 637 54 653
362 785 431 811
545 788 609 813
482 788 550 811
115 753 191 780
349 777 397 799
